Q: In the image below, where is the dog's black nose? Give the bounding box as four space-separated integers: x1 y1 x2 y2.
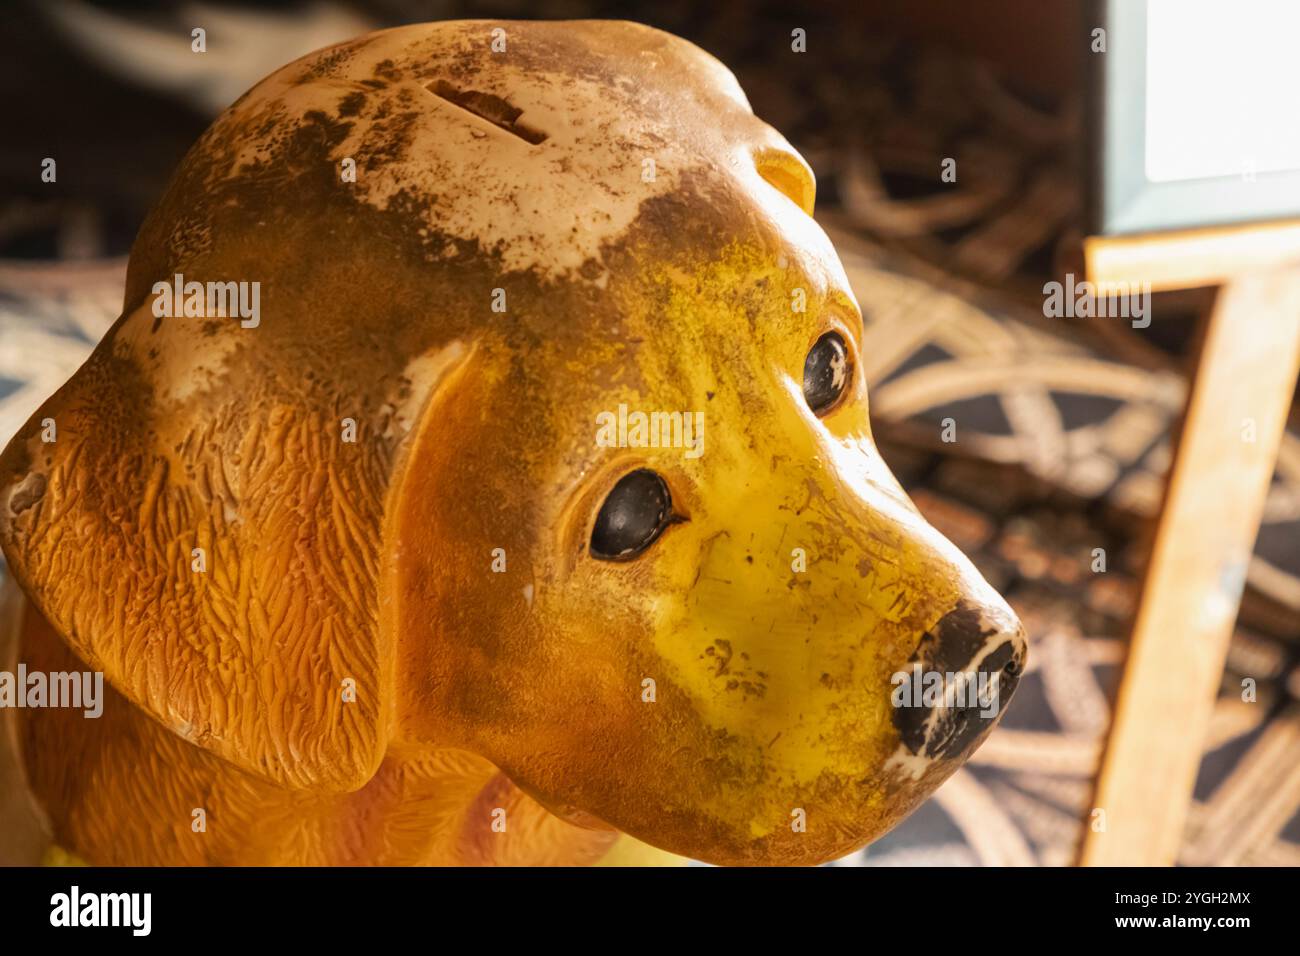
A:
891 601 1027 762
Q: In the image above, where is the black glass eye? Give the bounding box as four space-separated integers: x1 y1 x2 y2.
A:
803 331 851 415
590 469 673 561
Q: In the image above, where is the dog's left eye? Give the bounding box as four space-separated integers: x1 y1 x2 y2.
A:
591 469 673 560
803 331 851 415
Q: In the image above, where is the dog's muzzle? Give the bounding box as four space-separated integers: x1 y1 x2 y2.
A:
891 600 1028 763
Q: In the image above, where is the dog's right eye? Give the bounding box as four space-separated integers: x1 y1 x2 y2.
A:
803 331 851 415
591 469 673 560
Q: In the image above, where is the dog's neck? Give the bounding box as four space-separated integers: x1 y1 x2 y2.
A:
13 599 621 865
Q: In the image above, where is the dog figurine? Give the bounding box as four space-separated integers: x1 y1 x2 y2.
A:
0 20 1025 866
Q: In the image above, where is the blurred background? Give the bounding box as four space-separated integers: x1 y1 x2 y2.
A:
1 0 1297 865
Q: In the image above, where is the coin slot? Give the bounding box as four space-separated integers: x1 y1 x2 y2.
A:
426 79 548 145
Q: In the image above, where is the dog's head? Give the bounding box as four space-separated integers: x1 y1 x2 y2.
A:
0 21 1025 865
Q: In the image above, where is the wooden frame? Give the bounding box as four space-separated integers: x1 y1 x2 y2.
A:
1079 225 1300 866
1085 220 1300 293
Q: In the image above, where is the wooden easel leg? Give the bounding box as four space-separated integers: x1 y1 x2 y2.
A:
1079 270 1300 866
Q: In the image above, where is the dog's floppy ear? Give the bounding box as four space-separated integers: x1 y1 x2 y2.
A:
0 297 470 792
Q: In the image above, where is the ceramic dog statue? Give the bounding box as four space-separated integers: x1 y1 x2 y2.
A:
0 20 1025 866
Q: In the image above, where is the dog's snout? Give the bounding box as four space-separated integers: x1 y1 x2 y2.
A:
922 601 1025 674
891 600 1027 763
